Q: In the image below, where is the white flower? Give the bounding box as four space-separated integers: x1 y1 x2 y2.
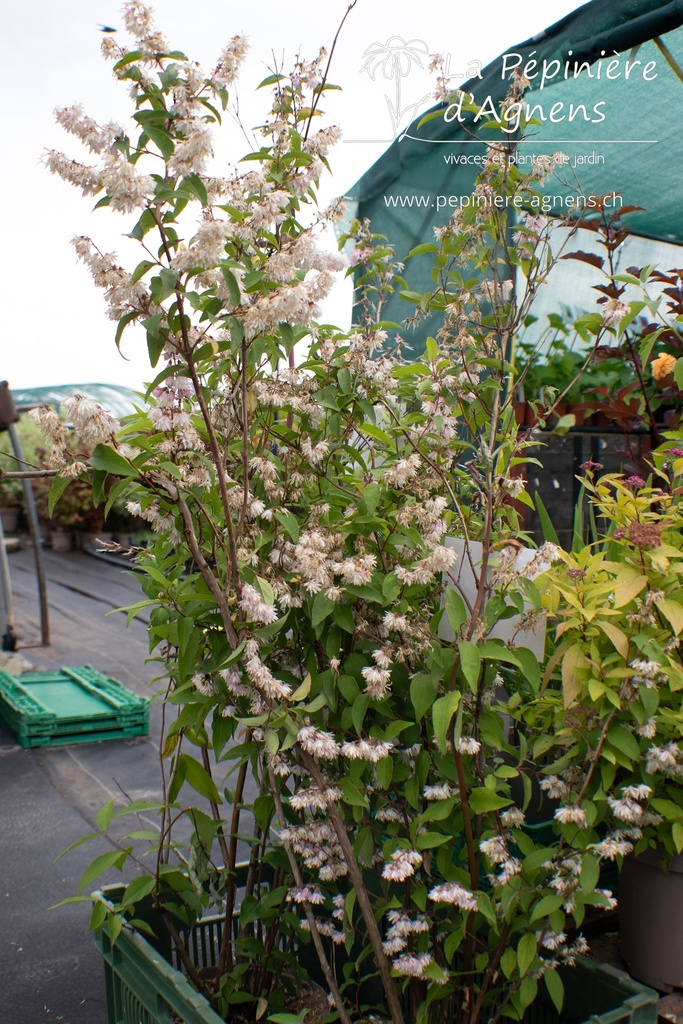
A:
428 882 478 910
456 736 481 755
500 807 525 828
424 783 455 801
297 725 339 761
384 453 421 489
602 299 629 327
62 394 119 445
361 665 391 700
539 929 566 951
540 775 569 799
383 937 407 955
479 836 508 864
607 797 643 823
192 672 216 697
289 784 342 813
212 35 249 85
341 738 393 762
622 784 652 801
382 848 422 882
244 639 291 701
239 582 279 624
492 857 522 886
336 554 376 585
592 835 634 859
645 742 680 775
554 805 588 828
392 952 433 978
289 885 324 905
375 805 402 822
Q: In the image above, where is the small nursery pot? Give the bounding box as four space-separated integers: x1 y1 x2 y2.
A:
620 848 683 992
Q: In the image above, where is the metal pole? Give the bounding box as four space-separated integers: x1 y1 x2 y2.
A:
8 422 50 646
0 512 16 650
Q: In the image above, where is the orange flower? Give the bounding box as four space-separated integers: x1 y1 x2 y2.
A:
651 352 677 386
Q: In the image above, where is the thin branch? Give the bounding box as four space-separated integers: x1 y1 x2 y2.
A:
267 765 353 1024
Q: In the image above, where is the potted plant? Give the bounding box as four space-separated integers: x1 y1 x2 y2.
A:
41 7 662 1023
535 448 683 992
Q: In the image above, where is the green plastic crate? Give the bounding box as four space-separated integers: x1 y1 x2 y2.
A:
0 665 149 748
94 879 658 1024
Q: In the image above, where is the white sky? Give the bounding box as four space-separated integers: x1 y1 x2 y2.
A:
3 0 585 392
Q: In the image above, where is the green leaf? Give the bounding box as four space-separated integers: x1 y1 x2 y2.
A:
530 893 565 922
144 126 175 161
90 445 137 479
155 268 179 303
544 968 564 1014
333 603 355 634
375 756 393 790
579 854 600 893
55 833 100 859
406 242 439 258
78 849 126 893
607 725 641 762
458 641 481 691
519 975 538 1009
96 799 115 833
469 788 511 814
176 753 222 804
183 172 209 207
142 312 166 367
273 509 299 541
612 567 648 608
352 694 369 733
311 592 334 627
114 310 138 350
48 475 72 517
338 777 368 808
673 822 683 853
432 691 460 753
221 267 242 307
445 589 467 635
363 482 381 515
382 574 401 603
411 674 438 722
415 831 451 850
120 874 157 908
130 259 156 284
337 368 352 394
501 946 517 979
517 932 537 977
360 422 391 444
533 491 560 547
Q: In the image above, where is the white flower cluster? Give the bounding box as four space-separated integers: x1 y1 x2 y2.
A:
645 741 683 778
382 910 429 955
279 820 348 881
382 847 422 882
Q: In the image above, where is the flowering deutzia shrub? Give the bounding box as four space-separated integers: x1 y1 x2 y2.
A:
43 7 622 1024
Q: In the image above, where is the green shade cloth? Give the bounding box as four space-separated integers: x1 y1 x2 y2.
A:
9 383 139 419
350 0 683 352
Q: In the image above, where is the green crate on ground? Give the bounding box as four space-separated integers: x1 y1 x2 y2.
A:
0 665 149 748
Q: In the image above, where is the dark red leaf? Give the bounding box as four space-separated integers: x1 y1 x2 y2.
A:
560 250 605 270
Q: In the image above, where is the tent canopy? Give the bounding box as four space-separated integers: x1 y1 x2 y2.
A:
350 0 683 350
